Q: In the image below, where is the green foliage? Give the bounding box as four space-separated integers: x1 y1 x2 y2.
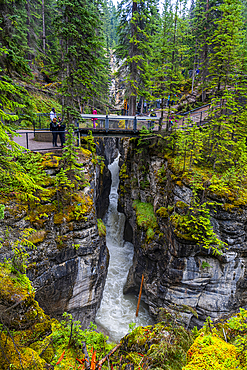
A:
201 261 212 269
0 205 5 220
136 127 161 154
120 312 193 370
170 200 225 255
228 308 247 364
116 0 160 114
82 131 97 155
11 228 37 274
128 322 136 333
133 200 158 241
52 312 115 364
97 218 106 237
54 0 110 114
102 0 119 50
183 309 247 369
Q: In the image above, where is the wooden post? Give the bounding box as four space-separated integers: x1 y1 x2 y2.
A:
136 274 144 317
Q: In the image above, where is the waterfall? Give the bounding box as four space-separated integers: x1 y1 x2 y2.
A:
95 154 152 342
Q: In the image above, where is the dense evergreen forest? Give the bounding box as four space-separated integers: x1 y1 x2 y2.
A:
1 0 247 209
1 0 247 369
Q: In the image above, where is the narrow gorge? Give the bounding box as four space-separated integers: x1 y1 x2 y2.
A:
1 137 247 336
1 135 247 370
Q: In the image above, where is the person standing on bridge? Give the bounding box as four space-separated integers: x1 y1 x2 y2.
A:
92 108 98 129
50 107 56 122
50 117 58 147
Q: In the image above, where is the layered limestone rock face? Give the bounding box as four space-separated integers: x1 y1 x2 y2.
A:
0 150 110 329
118 139 247 328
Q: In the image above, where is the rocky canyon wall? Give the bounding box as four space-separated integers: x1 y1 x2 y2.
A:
118 138 247 328
0 147 112 329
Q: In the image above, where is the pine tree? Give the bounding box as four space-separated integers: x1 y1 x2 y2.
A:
116 0 160 115
204 0 247 170
143 0 190 130
54 0 109 120
0 0 30 75
102 0 119 50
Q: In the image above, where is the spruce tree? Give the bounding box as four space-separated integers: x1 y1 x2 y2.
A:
116 0 160 115
143 0 190 130
55 0 109 120
205 0 247 170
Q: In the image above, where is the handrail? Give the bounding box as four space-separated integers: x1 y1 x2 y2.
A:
80 114 160 120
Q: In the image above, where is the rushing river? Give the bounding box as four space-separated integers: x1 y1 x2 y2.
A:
95 155 153 343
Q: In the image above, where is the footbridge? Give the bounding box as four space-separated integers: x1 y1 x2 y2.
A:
78 114 160 137
13 106 210 151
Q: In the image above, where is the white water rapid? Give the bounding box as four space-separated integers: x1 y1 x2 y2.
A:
95 155 153 343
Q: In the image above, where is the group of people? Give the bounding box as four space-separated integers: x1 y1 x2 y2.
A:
49 108 66 148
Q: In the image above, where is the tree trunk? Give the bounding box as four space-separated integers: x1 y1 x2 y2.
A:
191 40 197 94
26 0 31 65
129 95 136 116
129 0 138 116
42 0 46 53
201 0 209 102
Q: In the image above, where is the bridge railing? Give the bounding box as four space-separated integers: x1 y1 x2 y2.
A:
80 114 161 131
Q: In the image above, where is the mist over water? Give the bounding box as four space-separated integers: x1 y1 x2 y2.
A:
95 155 153 343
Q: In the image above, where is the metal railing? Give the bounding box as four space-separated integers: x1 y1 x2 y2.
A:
79 114 160 132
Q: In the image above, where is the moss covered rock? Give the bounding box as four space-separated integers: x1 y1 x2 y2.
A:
183 334 241 370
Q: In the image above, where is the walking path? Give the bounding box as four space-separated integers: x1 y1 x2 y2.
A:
13 130 62 152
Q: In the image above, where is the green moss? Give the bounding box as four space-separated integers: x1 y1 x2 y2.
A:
223 203 236 212
31 91 62 114
167 205 174 213
0 333 47 370
41 153 61 169
30 337 54 363
146 227 155 240
184 334 240 370
156 207 169 218
28 230 47 244
119 163 128 180
133 200 158 242
133 200 158 230
53 194 93 225
81 147 92 158
140 176 150 190
120 184 127 193
176 201 188 209
97 218 106 237
130 178 138 187
27 203 56 228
